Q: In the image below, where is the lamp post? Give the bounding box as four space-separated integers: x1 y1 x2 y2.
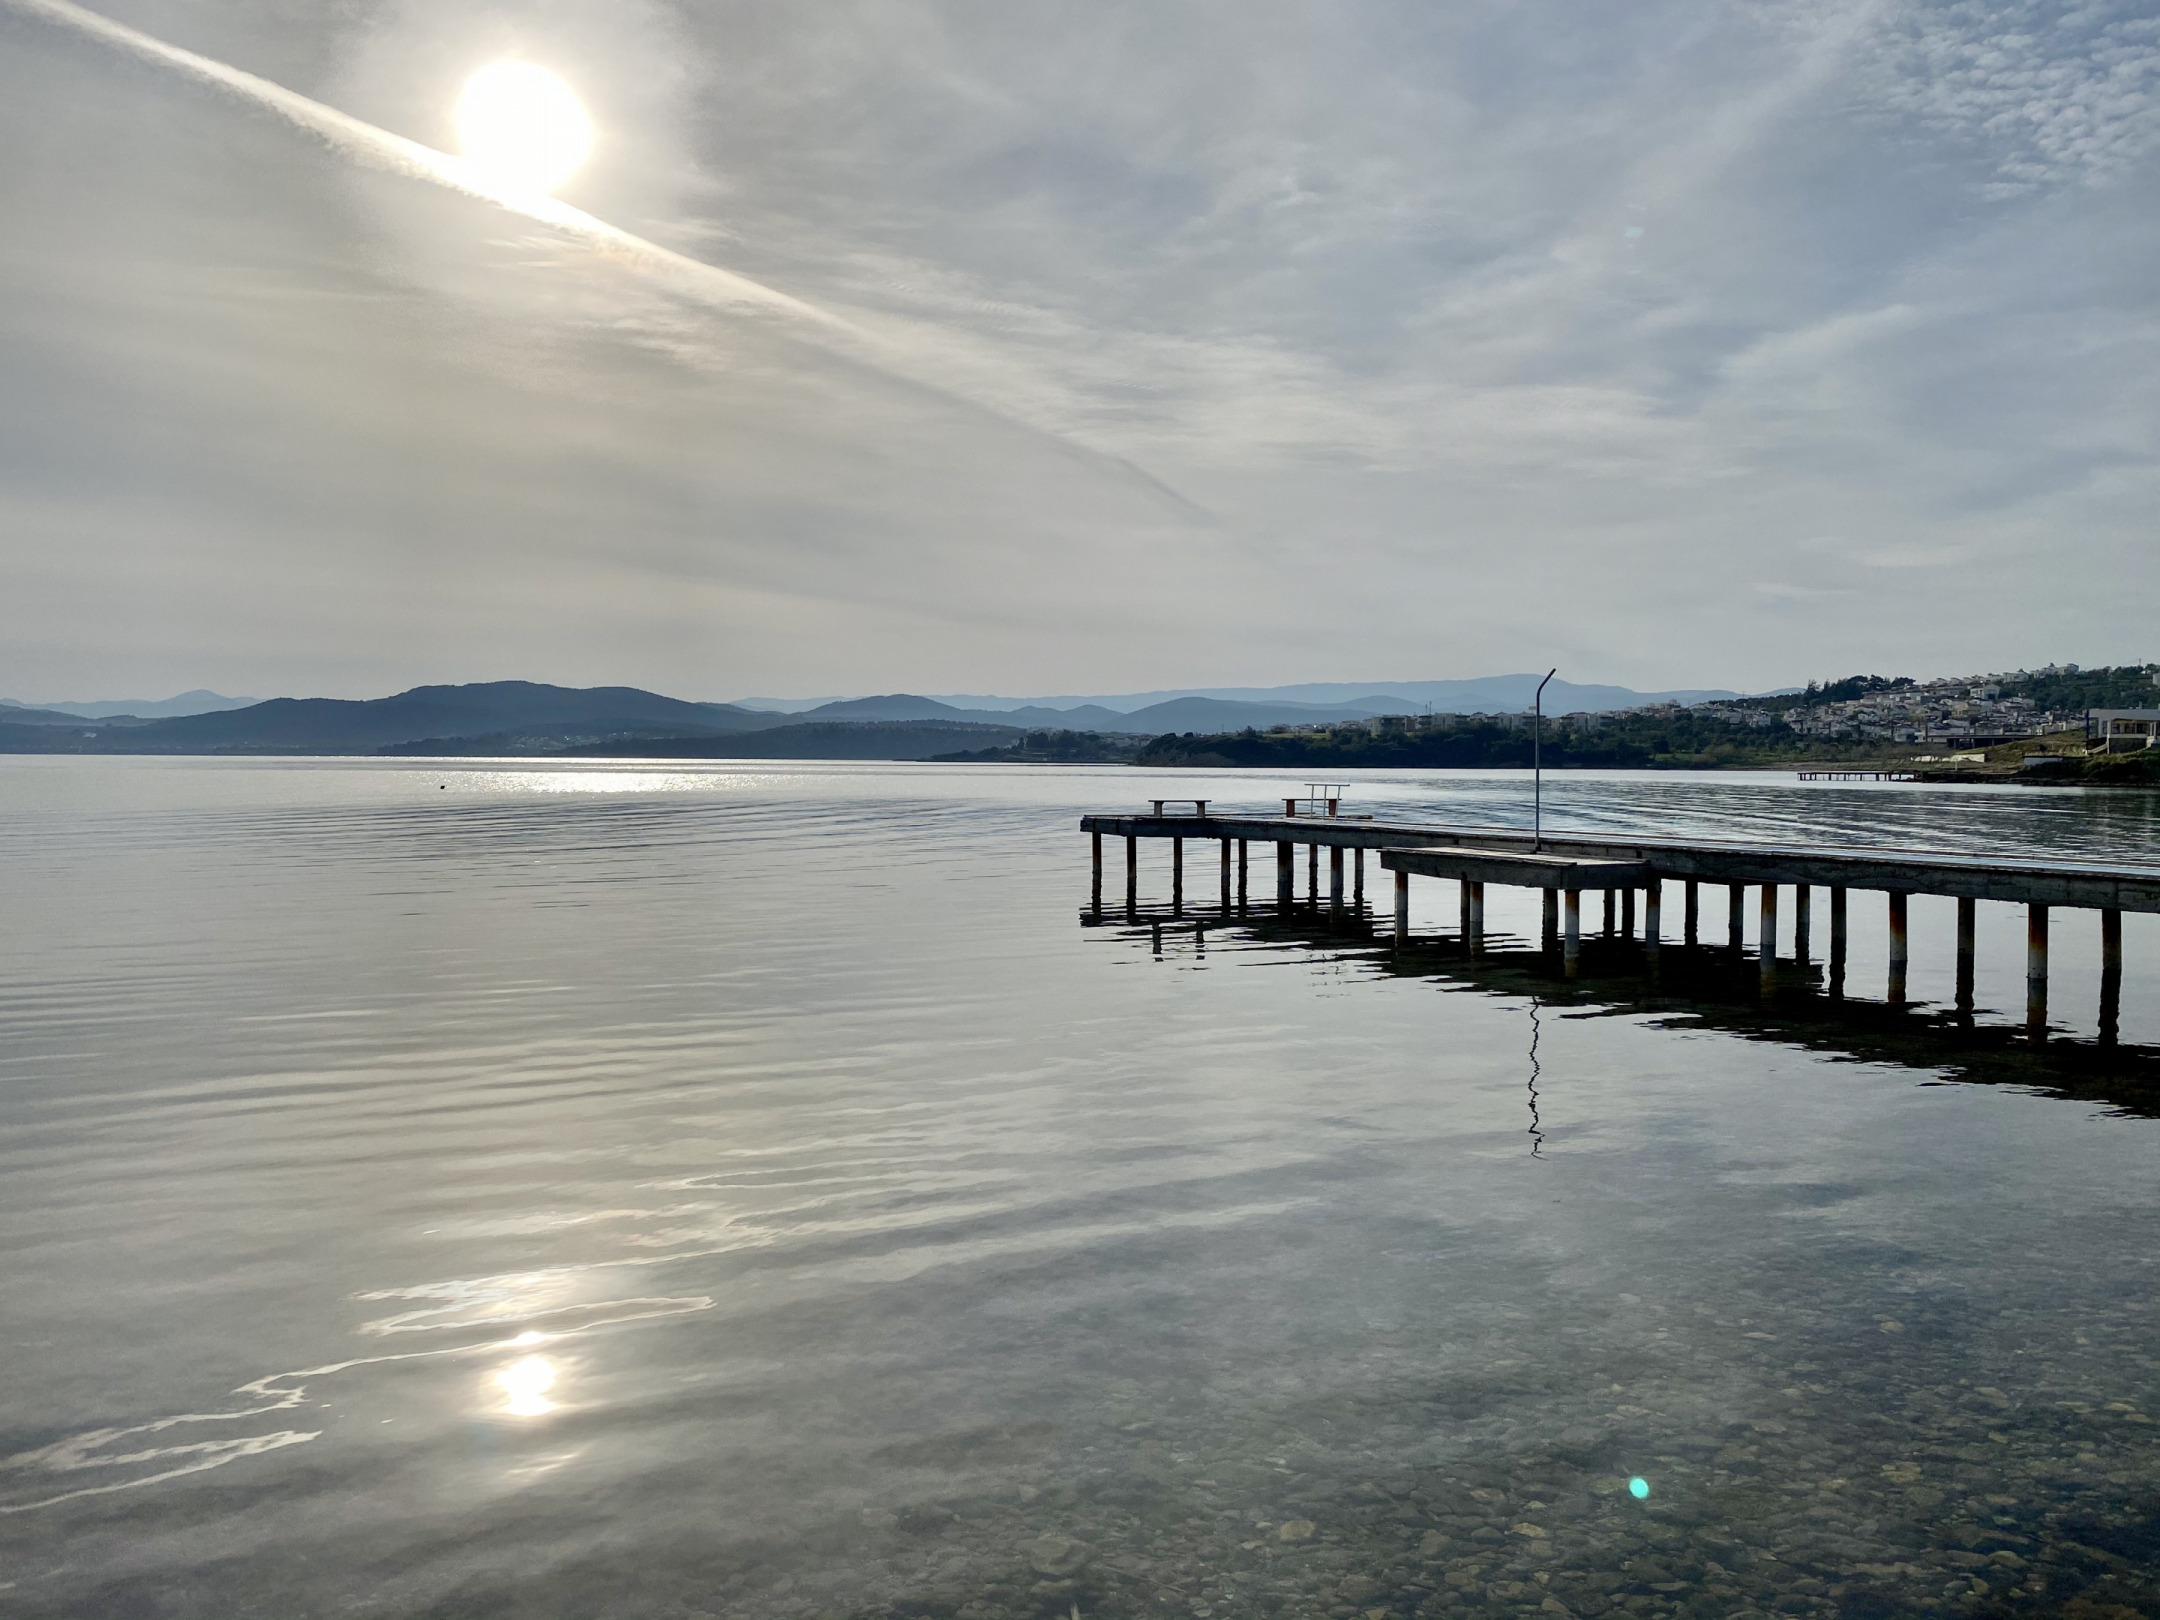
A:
1533 668 1556 853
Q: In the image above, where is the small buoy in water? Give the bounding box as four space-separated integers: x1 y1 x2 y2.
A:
1629 1476 1651 1499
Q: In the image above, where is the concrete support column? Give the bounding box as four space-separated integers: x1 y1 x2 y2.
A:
2100 909 2122 1046
2026 903 2049 1040
1220 838 1233 913
1394 869 1410 940
1794 886 1812 963
1466 881 1485 955
1354 847 1365 904
1887 891 1909 1005
1644 883 1662 963
1126 835 1138 914
1621 887 1636 939
1684 880 1699 946
1329 845 1345 922
1759 884 1779 995
1829 887 1848 998
1602 889 1616 938
1955 897 1977 1013
1460 879 1473 942
1091 831 1103 916
1275 840 1293 909
1728 884 1746 951
1563 891 1582 979
1542 890 1560 952
1172 837 1184 916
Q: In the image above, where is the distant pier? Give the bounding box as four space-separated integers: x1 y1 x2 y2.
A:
1081 798 2156 1042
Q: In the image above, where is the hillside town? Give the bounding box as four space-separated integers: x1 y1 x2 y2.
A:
1713 665 2149 749
1306 663 2160 752
1110 662 2160 777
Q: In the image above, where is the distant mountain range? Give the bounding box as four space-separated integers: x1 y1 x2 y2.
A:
0 676 1743 759
0 689 258 719
780 692 1428 731
738 676 1739 716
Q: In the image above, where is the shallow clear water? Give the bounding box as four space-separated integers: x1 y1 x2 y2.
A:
1 758 2156 1620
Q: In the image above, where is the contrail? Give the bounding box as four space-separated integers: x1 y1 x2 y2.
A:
6 0 851 331
7 0 1212 518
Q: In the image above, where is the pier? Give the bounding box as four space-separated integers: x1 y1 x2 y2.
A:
1081 801 2158 1041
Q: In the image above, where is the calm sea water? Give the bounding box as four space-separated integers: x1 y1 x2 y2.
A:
2 757 2156 1620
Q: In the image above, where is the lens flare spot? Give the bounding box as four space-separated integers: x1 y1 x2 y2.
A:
494 1354 557 1416
454 63 592 195
1629 1476 1651 1499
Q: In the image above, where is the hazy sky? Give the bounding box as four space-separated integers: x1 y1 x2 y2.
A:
2 0 2154 702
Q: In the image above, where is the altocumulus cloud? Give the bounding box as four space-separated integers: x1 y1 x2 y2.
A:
0 0 2152 701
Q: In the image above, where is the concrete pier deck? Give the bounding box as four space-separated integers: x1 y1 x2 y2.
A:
1080 811 2160 912
1081 806 2157 1039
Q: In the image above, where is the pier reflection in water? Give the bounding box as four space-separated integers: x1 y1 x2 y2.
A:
1090 900 2160 1120
1073 902 2160 1619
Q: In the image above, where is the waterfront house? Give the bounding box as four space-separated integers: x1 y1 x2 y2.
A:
2087 709 2160 752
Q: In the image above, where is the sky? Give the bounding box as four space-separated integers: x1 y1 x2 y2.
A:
1 0 2154 703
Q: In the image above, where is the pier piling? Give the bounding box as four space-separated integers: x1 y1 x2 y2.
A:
1760 884 1779 994
1221 838 1233 913
1172 837 1184 916
1308 842 1318 905
1684 879 1699 946
1602 890 1616 939
1354 847 1365 904
1394 869 1410 939
1729 884 1746 951
2101 908 2122 1045
1091 831 1103 915
1542 890 1559 951
1329 846 1345 923
1126 835 1138 915
1276 840 1293 909
1563 890 1581 979
1956 897 1977 1014
1794 886 1811 963
2027 903 2049 1040
1237 839 1249 911
1888 891 1909 1005
1466 881 1486 955
1645 883 1662 966
1830 886 1848 998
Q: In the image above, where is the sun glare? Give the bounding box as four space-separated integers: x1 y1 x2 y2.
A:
454 62 592 195
493 1354 558 1417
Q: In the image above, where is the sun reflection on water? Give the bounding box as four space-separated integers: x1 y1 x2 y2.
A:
493 1354 557 1417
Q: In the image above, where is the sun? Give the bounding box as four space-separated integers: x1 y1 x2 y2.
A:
454 62 592 195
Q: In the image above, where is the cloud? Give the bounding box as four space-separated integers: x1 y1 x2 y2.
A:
1849 0 2160 195
0 0 2152 699
1754 582 1860 600
1859 545 1966 568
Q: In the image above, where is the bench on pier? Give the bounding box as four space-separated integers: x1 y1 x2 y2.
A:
1149 798 1209 817
1385 847 1652 890
1283 782 1349 818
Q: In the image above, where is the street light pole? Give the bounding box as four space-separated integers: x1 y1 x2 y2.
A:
1533 668 1556 852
